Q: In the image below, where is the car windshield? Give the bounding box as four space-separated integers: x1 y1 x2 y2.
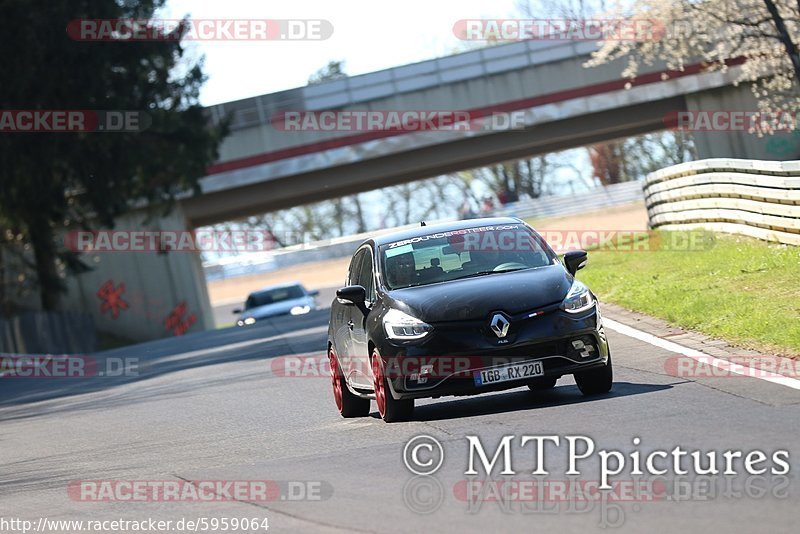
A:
380 224 556 290
245 285 305 309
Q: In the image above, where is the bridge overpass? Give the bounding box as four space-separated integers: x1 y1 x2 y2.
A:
183 38 768 227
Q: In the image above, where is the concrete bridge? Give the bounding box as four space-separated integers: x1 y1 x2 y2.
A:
184 39 771 227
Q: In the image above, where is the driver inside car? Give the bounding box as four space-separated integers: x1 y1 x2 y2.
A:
461 246 502 273
386 252 417 287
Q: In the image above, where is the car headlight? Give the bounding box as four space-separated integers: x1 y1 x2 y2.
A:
290 305 311 315
238 317 256 326
382 309 432 340
561 280 595 314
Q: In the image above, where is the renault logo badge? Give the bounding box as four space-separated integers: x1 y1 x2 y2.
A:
489 313 510 338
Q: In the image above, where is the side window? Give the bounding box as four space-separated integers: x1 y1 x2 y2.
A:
347 249 365 286
357 248 376 303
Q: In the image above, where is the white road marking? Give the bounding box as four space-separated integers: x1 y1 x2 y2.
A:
603 318 800 391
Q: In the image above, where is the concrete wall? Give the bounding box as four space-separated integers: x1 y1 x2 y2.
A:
62 204 213 342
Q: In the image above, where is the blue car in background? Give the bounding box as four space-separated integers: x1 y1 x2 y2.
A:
233 282 319 326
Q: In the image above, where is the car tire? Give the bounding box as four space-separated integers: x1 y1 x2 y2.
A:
329 347 370 418
371 348 414 423
574 354 613 395
527 377 557 391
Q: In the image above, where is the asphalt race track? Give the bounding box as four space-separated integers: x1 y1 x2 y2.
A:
212 288 339 328
1 299 798 533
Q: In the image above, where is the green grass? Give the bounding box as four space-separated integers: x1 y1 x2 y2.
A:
574 231 800 356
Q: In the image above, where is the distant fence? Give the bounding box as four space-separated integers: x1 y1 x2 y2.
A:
203 221 439 281
203 182 646 282
0 311 96 355
644 159 800 246
496 180 644 220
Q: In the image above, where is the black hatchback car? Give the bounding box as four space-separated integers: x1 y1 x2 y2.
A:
327 217 612 422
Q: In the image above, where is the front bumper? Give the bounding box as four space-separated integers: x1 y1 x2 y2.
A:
376 304 609 400
236 305 317 325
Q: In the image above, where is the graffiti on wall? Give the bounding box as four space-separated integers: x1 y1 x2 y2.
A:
96 280 129 319
164 301 197 336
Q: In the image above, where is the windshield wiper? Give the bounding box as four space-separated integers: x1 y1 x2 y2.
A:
450 267 526 281
391 281 426 290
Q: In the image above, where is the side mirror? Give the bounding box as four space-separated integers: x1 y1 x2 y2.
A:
232 308 242 314
308 289 320 297
336 285 369 315
563 250 588 276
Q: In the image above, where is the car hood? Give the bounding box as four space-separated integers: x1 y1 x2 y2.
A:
241 296 313 319
387 265 572 322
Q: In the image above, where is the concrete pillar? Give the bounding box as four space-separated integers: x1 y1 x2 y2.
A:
687 84 800 160
64 203 213 342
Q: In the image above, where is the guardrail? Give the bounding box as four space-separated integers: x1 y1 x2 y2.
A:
0 311 96 354
496 180 644 220
644 159 800 246
203 219 451 282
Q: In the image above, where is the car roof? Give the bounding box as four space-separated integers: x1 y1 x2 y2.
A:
368 217 525 248
250 281 304 295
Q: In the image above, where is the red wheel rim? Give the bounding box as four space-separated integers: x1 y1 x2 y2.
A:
329 348 343 412
372 350 386 418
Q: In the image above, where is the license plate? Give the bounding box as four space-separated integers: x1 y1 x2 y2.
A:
474 361 544 386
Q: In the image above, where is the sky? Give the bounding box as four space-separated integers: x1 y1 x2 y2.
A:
161 0 520 105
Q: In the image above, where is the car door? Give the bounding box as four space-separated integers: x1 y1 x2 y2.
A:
348 246 376 389
333 249 364 378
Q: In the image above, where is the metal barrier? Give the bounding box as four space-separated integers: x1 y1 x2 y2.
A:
496 180 644 220
0 311 96 355
644 159 800 245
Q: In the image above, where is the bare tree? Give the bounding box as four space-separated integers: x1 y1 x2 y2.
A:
381 177 458 226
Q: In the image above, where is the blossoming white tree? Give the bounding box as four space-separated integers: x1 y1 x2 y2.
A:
586 0 800 128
